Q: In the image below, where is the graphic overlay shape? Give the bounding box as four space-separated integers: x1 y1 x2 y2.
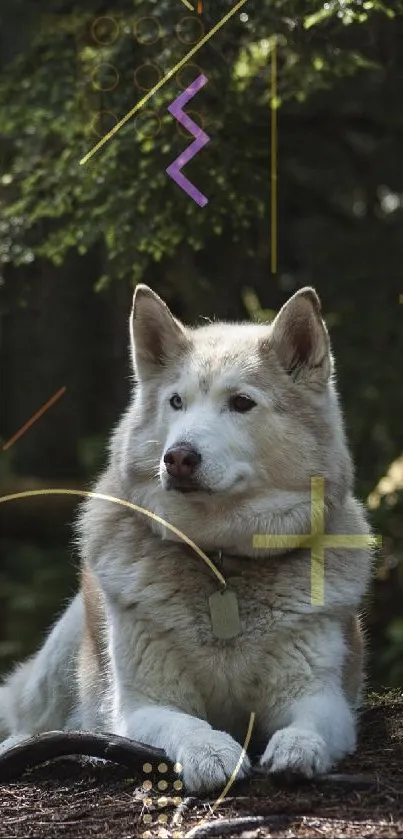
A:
270 40 278 274
253 476 381 606
79 0 248 165
166 74 210 207
2 386 67 451
141 760 183 837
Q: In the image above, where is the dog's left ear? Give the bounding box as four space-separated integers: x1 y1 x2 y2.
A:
130 285 190 377
269 287 332 387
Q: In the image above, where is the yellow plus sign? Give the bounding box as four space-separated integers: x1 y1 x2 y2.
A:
253 477 381 606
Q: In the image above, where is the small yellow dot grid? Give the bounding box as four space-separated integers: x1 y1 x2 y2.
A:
141 760 184 837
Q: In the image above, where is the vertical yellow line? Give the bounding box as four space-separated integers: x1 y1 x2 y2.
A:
184 712 255 837
270 40 277 274
310 477 325 606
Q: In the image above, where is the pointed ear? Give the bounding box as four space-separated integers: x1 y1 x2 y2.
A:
269 288 332 387
130 285 190 377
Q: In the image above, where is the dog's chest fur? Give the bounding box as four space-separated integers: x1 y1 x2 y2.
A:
89 547 349 740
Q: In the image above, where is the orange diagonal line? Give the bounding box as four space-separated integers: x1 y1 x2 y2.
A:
2 386 67 451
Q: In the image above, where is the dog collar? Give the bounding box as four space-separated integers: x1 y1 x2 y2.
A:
205 549 243 571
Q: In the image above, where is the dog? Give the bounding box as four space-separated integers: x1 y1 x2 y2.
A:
0 285 373 793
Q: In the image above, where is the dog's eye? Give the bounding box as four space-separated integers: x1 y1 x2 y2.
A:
169 394 183 410
229 394 257 413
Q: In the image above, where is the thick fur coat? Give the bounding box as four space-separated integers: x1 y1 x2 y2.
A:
0 286 373 793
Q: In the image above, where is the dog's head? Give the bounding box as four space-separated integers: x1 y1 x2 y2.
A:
114 285 352 552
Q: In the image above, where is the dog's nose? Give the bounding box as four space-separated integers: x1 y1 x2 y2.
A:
164 444 202 478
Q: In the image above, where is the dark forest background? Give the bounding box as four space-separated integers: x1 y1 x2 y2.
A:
0 0 402 689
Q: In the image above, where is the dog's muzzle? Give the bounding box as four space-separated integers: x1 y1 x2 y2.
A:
163 443 204 493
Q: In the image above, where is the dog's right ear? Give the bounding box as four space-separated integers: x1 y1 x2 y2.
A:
269 287 332 388
130 285 190 377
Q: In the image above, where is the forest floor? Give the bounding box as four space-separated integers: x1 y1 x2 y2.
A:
0 692 402 839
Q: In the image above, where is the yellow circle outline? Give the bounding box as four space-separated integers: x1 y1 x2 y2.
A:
176 62 205 91
175 16 205 46
91 63 120 93
133 62 163 92
176 109 207 140
91 16 120 46
134 16 162 46
134 109 162 141
89 111 119 140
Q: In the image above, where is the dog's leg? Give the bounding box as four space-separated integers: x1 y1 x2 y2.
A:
0 686 31 754
260 689 356 777
118 705 251 794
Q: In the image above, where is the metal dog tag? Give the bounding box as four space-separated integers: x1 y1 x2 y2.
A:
209 589 241 640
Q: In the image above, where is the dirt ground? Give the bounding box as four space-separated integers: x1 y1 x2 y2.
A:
0 692 402 839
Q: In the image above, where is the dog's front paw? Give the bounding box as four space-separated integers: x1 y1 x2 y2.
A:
260 727 331 778
177 729 251 794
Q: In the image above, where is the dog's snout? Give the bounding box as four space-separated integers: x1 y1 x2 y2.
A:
164 444 202 479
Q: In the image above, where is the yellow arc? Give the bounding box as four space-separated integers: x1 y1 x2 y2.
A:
0 488 226 588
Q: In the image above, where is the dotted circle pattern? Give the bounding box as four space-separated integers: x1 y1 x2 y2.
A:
86 14 211 142
91 63 120 92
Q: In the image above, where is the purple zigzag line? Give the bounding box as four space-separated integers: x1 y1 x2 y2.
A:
166 74 210 208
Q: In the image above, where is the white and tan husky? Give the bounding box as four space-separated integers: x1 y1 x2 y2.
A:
0 285 373 793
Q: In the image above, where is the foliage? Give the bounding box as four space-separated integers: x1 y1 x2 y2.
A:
0 0 402 285
0 542 76 674
1 0 403 685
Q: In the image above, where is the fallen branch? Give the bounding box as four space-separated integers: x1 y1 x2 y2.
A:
0 730 167 782
185 815 292 838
